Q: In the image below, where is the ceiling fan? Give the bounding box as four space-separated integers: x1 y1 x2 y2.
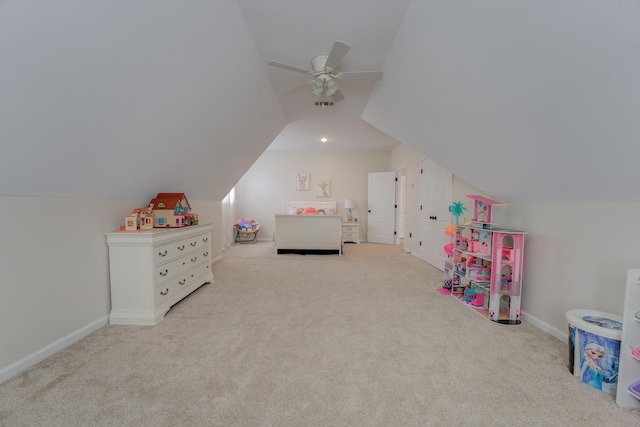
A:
267 40 383 102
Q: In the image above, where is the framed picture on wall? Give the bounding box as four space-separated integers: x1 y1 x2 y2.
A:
316 179 331 198
296 173 310 191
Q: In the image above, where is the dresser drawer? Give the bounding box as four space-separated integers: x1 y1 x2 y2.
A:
186 233 209 251
155 263 210 307
154 254 190 284
342 225 357 233
154 239 187 265
343 232 357 240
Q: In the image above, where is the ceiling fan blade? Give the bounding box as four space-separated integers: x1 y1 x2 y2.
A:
281 80 313 96
337 71 383 80
331 89 345 102
324 41 350 72
267 61 312 75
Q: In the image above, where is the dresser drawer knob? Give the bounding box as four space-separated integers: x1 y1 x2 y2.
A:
203 252 209 257
178 245 185 251
179 279 186 285
160 288 169 296
158 250 168 257
202 237 208 242
190 242 197 247
191 256 197 263
159 269 169 277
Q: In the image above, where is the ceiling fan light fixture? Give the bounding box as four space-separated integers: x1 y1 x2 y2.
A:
325 77 338 96
311 76 325 96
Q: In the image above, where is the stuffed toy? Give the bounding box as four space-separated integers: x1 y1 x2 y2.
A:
302 207 318 215
238 218 255 232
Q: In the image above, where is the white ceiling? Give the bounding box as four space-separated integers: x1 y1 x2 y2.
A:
237 0 407 151
1 1 640 203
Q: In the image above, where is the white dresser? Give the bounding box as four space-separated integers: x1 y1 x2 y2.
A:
341 222 360 244
106 224 213 325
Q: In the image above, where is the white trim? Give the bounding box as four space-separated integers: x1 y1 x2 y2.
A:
0 316 109 384
521 311 566 342
211 254 223 265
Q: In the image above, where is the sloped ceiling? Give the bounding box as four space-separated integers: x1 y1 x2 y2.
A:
237 0 407 152
0 0 286 201
2 1 640 203
364 0 640 202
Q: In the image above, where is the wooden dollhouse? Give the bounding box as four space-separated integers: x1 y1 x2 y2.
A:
442 195 526 324
148 193 198 228
124 207 154 231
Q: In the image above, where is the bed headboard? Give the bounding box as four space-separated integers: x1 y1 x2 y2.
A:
286 201 337 215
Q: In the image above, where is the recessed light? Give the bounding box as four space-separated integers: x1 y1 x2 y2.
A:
320 138 328 143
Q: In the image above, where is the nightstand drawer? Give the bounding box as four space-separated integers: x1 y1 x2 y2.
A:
341 222 360 244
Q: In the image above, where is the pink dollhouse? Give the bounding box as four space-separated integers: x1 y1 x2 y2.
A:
442 194 526 325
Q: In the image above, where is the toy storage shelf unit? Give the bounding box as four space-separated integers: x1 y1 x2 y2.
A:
616 268 640 408
442 195 525 325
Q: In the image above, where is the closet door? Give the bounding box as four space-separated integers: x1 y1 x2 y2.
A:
419 158 452 270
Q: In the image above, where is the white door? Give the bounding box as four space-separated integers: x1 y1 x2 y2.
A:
395 170 406 243
420 159 453 270
367 171 395 244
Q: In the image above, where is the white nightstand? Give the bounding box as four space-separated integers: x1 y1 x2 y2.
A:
342 222 360 244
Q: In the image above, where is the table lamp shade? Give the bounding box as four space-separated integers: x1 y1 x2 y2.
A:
344 199 355 221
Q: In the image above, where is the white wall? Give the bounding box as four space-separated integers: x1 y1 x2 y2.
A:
365 0 640 203
390 144 486 256
494 201 640 339
234 150 391 242
0 195 222 382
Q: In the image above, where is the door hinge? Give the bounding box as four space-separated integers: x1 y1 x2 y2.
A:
394 231 397 235
420 168 423 174
395 204 397 208
395 177 398 181
419 241 422 246
420 205 422 210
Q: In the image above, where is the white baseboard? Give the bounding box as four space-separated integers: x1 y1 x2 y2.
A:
211 254 223 265
521 311 566 342
0 315 109 384
406 249 420 259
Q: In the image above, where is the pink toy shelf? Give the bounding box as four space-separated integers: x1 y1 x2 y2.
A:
441 195 526 325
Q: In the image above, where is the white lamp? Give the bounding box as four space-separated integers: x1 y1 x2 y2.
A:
325 77 338 96
344 199 355 221
312 76 325 96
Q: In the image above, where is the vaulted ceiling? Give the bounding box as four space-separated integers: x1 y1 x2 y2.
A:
1 1 639 203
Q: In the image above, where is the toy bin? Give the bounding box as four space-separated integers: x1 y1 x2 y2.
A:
566 309 622 395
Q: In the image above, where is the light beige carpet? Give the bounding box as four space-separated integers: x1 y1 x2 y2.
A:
1 242 638 426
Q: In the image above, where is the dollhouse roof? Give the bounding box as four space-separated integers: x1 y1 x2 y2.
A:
149 193 191 211
131 207 152 216
466 195 504 206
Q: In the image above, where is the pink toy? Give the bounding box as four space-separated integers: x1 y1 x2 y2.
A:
302 206 318 215
471 292 485 307
502 246 514 261
455 236 469 250
444 243 454 257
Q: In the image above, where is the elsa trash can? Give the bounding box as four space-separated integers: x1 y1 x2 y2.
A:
566 309 622 395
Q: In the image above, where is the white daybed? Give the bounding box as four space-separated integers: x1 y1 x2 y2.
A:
275 201 342 255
